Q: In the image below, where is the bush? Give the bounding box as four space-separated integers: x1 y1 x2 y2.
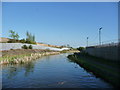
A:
20 39 26 43
7 39 16 43
22 45 28 49
29 45 33 49
21 45 33 49
25 40 36 44
77 47 85 51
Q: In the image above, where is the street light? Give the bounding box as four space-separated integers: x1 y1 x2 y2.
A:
87 37 89 47
99 27 102 45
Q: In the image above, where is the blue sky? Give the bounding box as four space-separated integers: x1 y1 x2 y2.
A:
2 2 118 47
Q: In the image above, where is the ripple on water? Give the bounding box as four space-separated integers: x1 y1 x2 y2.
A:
2 53 113 88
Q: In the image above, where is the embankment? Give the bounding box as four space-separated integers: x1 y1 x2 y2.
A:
0 49 60 65
1 43 70 51
67 53 120 88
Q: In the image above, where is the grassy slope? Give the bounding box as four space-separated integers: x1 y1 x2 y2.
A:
0 49 59 62
67 53 120 88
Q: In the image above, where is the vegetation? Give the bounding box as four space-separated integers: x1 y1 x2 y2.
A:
1 50 60 64
8 30 36 44
26 31 36 44
77 47 85 51
28 45 33 49
21 45 33 49
20 39 26 43
22 45 28 49
9 30 20 40
8 30 20 43
0 54 31 62
67 53 120 88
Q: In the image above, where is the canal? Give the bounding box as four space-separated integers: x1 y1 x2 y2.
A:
2 53 113 88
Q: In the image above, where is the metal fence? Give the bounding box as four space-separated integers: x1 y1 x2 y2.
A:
87 39 120 48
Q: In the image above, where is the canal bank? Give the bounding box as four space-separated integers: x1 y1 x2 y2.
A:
67 53 120 88
0 49 60 65
0 49 79 65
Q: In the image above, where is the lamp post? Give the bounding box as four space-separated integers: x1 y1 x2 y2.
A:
87 37 89 47
99 27 102 45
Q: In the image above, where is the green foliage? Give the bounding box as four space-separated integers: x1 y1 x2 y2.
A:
66 44 70 48
21 45 33 49
77 47 85 51
28 45 33 49
15 33 19 40
60 50 68 53
8 30 36 44
26 31 36 44
25 40 36 44
9 30 15 39
20 39 26 43
68 54 120 87
7 39 16 43
22 45 28 49
9 30 20 40
0 54 31 62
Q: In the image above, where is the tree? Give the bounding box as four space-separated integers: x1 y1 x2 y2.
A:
9 30 16 39
67 44 70 48
26 31 36 44
15 33 19 40
33 35 35 42
26 31 30 42
77 47 85 51
9 30 20 42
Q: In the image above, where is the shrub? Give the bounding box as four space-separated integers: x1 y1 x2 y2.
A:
7 39 16 43
22 45 28 49
25 40 36 44
29 45 33 49
77 47 85 51
7 39 20 43
20 39 26 43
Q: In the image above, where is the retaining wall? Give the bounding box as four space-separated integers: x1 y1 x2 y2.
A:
85 45 119 61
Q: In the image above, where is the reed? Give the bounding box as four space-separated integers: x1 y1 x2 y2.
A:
0 52 60 65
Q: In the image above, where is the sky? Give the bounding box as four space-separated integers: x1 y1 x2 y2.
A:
2 2 118 47
2 0 119 2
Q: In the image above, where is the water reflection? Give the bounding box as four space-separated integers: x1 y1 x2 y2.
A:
24 62 35 77
2 61 35 79
6 67 18 79
67 55 115 87
2 53 113 88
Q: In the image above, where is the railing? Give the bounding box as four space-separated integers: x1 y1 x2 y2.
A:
87 39 120 48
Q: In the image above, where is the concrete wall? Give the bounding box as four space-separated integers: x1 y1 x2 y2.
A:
85 45 119 61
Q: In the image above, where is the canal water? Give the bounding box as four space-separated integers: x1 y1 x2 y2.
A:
2 53 113 88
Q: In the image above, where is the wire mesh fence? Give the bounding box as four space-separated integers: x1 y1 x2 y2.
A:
87 39 119 48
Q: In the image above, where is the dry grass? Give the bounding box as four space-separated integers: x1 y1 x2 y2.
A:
1 49 58 57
